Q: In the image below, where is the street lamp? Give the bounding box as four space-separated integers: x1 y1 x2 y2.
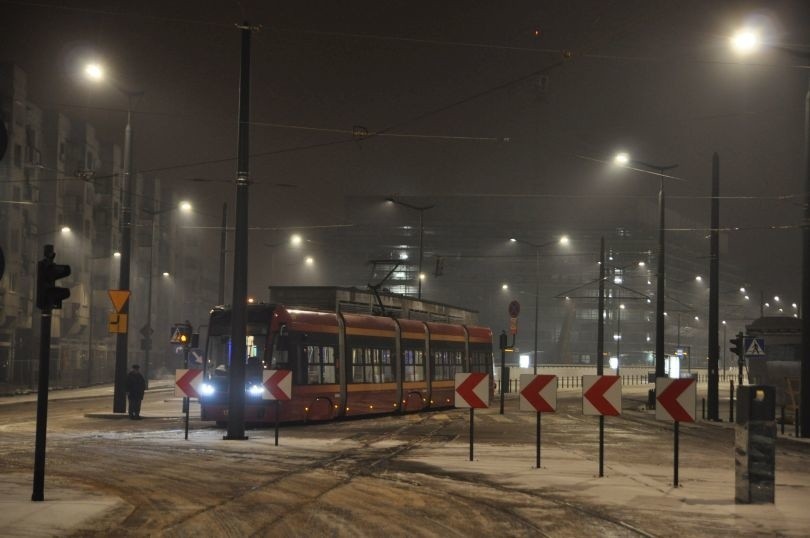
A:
508 235 570 374
141 200 192 386
729 23 810 436
86 252 120 386
613 153 678 379
84 61 145 414
386 197 435 300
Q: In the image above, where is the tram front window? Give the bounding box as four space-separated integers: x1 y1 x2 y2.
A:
207 324 268 379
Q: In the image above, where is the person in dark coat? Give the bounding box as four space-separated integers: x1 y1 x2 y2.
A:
126 364 147 419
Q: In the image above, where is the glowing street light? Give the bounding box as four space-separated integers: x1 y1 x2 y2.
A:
730 28 761 55
84 62 104 81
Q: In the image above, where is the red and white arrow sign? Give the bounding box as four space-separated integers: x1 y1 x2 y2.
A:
175 369 204 399
519 374 557 412
262 369 292 401
454 372 490 409
582 375 621 416
655 377 696 422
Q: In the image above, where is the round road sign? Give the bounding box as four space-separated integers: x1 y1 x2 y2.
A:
508 300 520 318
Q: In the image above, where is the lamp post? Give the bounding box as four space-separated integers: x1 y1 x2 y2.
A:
86 251 120 386
729 26 809 436
141 201 192 387
85 62 144 413
614 153 678 380
386 197 435 300
508 235 570 374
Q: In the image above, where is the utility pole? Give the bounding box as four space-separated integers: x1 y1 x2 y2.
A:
597 237 605 376
225 22 256 441
112 104 134 413
708 153 720 420
218 202 227 305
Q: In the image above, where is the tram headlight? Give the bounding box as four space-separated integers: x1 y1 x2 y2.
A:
200 383 216 397
248 384 265 396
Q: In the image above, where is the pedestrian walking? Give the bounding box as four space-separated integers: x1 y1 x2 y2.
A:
126 364 146 419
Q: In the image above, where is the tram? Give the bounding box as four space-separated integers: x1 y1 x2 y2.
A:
199 302 493 424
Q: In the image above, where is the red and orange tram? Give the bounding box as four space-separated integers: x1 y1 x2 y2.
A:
200 303 493 424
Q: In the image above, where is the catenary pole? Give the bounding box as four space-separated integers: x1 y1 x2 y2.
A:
708 153 720 420
112 105 134 413
225 22 255 441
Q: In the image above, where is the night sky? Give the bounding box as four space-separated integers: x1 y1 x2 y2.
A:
3 0 809 317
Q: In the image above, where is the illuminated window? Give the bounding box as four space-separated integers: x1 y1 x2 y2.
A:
404 349 425 381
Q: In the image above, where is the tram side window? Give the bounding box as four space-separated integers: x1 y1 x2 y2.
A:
404 349 425 381
470 351 491 373
433 350 464 380
304 345 336 384
351 347 393 383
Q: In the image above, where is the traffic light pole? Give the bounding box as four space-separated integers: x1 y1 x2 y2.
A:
32 245 70 501
32 305 52 501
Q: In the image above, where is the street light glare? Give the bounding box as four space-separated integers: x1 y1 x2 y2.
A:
559 235 570 246
730 28 760 54
305 256 314 265
501 283 508 290
614 152 630 166
60 226 71 234
113 251 121 258
84 62 104 81
291 234 302 246
179 201 192 212
162 272 170 277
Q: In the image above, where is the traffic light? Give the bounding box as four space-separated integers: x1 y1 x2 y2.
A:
36 245 71 310
729 333 743 357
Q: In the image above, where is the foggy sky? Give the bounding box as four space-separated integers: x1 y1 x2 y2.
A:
3 0 808 310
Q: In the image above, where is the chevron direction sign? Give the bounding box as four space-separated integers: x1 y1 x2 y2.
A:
262 369 293 401
582 375 622 416
519 374 558 412
655 377 696 422
175 369 204 399
455 372 490 408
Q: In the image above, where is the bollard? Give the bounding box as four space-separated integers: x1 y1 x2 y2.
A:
702 398 706 420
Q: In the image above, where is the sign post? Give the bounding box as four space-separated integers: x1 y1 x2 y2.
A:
519 374 557 468
455 372 490 461
582 375 622 477
262 369 292 446
175 368 203 440
656 377 697 486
